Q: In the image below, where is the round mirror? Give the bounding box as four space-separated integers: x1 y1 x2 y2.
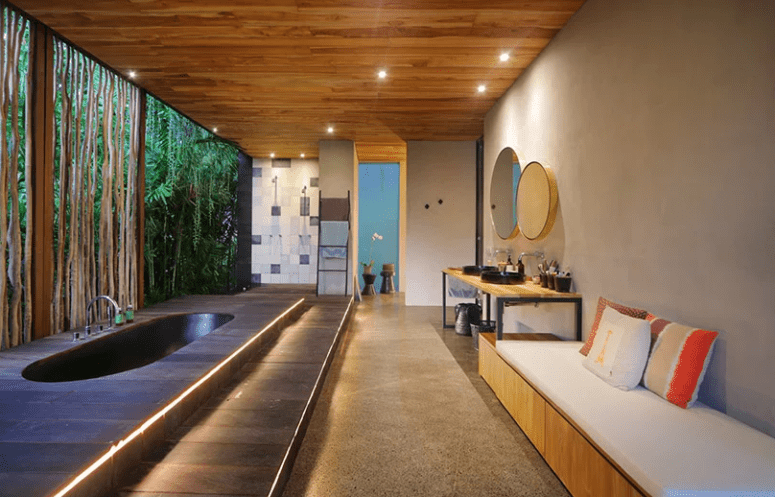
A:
490 147 521 240
516 161 558 241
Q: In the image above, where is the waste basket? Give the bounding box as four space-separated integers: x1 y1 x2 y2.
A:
471 320 496 350
454 303 481 336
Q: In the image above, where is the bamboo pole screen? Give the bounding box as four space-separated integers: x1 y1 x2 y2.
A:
0 9 30 350
49 38 140 337
0 8 142 350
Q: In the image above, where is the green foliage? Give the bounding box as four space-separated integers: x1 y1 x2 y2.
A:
144 96 238 304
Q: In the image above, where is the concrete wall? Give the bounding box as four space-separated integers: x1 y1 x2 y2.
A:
483 0 775 435
406 141 476 306
319 140 355 199
319 140 357 293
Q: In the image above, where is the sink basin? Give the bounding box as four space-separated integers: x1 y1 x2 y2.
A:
480 271 525 285
462 265 497 275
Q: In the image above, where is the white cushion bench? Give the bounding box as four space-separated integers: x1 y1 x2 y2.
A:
479 335 775 497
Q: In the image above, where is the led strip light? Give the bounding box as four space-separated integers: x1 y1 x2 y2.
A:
266 295 354 497
52 297 306 497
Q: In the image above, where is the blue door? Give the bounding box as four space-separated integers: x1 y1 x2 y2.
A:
358 163 400 290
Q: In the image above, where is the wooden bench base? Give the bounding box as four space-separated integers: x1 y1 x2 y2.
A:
478 333 646 497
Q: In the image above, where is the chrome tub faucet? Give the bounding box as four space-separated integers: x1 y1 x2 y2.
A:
84 295 120 338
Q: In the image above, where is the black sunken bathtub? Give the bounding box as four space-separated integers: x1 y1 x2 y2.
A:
22 313 234 382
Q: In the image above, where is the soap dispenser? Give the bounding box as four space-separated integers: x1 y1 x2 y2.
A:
517 258 525 275
506 255 514 273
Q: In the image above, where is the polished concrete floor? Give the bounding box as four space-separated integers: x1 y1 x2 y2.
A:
284 294 569 496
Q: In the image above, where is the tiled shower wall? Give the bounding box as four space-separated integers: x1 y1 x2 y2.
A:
251 158 320 284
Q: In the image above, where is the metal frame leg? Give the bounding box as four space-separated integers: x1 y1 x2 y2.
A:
486 294 491 321
575 299 582 341
442 272 453 328
442 272 447 327
496 298 504 340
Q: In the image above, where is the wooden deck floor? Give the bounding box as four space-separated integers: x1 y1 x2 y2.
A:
0 286 349 497
114 289 352 497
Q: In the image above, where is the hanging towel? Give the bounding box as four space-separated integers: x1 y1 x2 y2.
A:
448 278 478 298
320 198 349 221
320 247 347 259
320 221 349 246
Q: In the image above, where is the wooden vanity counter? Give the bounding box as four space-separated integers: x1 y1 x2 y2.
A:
442 268 582 340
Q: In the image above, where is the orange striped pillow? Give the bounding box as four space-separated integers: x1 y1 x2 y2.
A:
579 297 648 356
642 318 719 409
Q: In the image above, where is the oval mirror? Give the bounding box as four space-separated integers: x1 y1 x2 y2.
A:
490 147 521 240
516 161 558 241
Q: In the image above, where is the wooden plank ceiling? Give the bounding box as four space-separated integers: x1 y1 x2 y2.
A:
14 0 584 159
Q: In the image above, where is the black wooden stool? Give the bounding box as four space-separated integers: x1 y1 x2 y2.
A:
361 273 377 295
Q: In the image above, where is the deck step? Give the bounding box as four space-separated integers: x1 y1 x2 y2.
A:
115 298 353 497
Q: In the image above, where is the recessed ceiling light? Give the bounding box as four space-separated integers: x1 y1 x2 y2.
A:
128 70 137 79
478 85 486 93
378 69 387 79
270 152 275 158
500 53 509 62
300 153 305 158
327 126 334 134
213 127 218 133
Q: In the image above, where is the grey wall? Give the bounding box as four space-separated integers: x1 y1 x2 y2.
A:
406 141 476 306
319 140 358 293
484 0 775 435
319 140 355 199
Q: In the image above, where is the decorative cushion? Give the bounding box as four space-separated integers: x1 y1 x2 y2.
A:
582 306 651 390
645 312 672 336
644 312 672 353
579 297 648 356
643 319 719 408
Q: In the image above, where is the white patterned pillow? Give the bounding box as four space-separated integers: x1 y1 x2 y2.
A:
582 306 651 390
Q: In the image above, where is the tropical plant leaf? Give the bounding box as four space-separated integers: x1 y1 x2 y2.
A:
144 96 238 304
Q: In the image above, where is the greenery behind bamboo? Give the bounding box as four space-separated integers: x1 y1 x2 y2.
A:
144 96 239 305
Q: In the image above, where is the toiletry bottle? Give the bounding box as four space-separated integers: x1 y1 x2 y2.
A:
506 255 514 272
115 308 124 326
517 259 524 275
126 304 134 323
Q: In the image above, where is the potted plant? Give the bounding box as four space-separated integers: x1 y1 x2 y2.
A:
361 232 383 275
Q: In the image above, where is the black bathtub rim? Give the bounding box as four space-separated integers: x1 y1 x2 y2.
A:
21 312 235 383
